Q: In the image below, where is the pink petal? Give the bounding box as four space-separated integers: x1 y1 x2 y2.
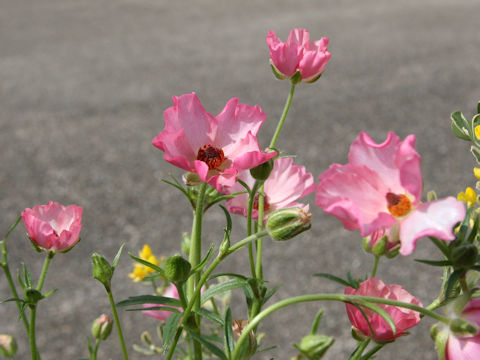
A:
446 334 480 360
316 163 395 236
298 48 331 80
287 28 310 48
348 132 422 203
153 128 196 165
399 197 466 255
266 30 299 77
214 99 267 147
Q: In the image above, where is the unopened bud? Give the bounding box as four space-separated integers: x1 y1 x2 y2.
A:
92 253 113 289
452 244 478 269
450 318 479 337
91 314 113 340
250 159 274 181
362 230 400 258
164 255 191 283
295 334 334 360
266 207 311 241
0 335 17 358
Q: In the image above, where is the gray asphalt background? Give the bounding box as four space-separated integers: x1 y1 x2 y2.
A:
1 0 480 359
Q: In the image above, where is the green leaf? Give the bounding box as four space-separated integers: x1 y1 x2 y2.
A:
129 305 181 313
219 205 232 242
414 259 453 266
313 273 352 288
23 263 32 288
445 269 462 300
116 295 182 308
451 110 471 141
128 253 165 277
162 176 189 198
4 216 22 241
184 327 228 360
87 336 93 355
194 308 224 325
209 273 248 281
262 285 280 306
471 146 480 165
112 243 125 270
224 308 234 358
201 278 248 305
162 312 182 352
468 213 480 244
190 244 215 275
477 101 480 115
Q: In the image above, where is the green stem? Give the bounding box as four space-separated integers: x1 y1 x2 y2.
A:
165 231 269 360
176 283 188 309
0 216 29 333
459 272 469 295
232 294 450 360
350 339 370 360
107 290 129 360
246 181 260 278
360 343 385 360
37 251 54 292
188 182 207 360
371 256 380 278
91 339 101 360
269 83 296 149
29 306 38 360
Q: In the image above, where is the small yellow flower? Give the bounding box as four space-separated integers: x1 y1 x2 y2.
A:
457 187 477 207
475 125 480 140
474 168 480 180
128 245 162 282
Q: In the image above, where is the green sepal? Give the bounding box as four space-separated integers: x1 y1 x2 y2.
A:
290 70 302 85
451 110 471 141
270 63 288 80
303 72 323 84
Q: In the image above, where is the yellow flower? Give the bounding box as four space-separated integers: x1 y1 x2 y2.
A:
474 167 480 180
457 187 477 207
475 125 480 140
128 245 162 282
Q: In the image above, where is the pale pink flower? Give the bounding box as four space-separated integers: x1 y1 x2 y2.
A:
445 298 480 360
21 201 83 252
345 277 422 342
152 93 276 192
266 28 331 82
226 157 315 219
142 284 181 322
316 131 465 255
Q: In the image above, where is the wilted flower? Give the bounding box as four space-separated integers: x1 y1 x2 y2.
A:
316 131 466 255
21 201 83 252
266 28 331 82
226 157 314 219
152 93 276 192
345 277 422 342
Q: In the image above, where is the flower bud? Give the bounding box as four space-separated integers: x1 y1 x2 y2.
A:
92 253 113 289
449 318 479 337
91 314 113 340
24 288 43 306
295 334 334 360
266 207 311 241
452 244 478 269
0 335 17 358
164 254 191 283
362 230 400 258
250 159 274 181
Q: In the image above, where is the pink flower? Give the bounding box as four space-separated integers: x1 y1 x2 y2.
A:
316 131 465 255
152 93 276 192
226 157 315 219
445 299 480 360
266 28 331 82
142 284 181 322
21 201 83 252
345 277 422 342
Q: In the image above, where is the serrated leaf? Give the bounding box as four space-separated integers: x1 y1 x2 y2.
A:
184 327 228 360
313 273 352 288
414 259 453 266
194 308 224 325
116 295 182 308
112 243 125 270
201 278 248 305
190 244 215 275
128 253 165 276
224 308 234 358
162 312 182 352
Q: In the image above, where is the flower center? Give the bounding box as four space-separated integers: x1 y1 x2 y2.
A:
386 192 411 217
253 193 270 212
196 144 225 170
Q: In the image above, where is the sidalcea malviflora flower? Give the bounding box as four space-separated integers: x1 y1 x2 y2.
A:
445 298 480 360
345 277 422 342
266 28 331 82
316 131 465 255
226 157 315 219
21 201 83 253
152 93 276 192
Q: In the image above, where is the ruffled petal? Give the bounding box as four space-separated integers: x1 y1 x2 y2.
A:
399 197 466 255
266 30 299 77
